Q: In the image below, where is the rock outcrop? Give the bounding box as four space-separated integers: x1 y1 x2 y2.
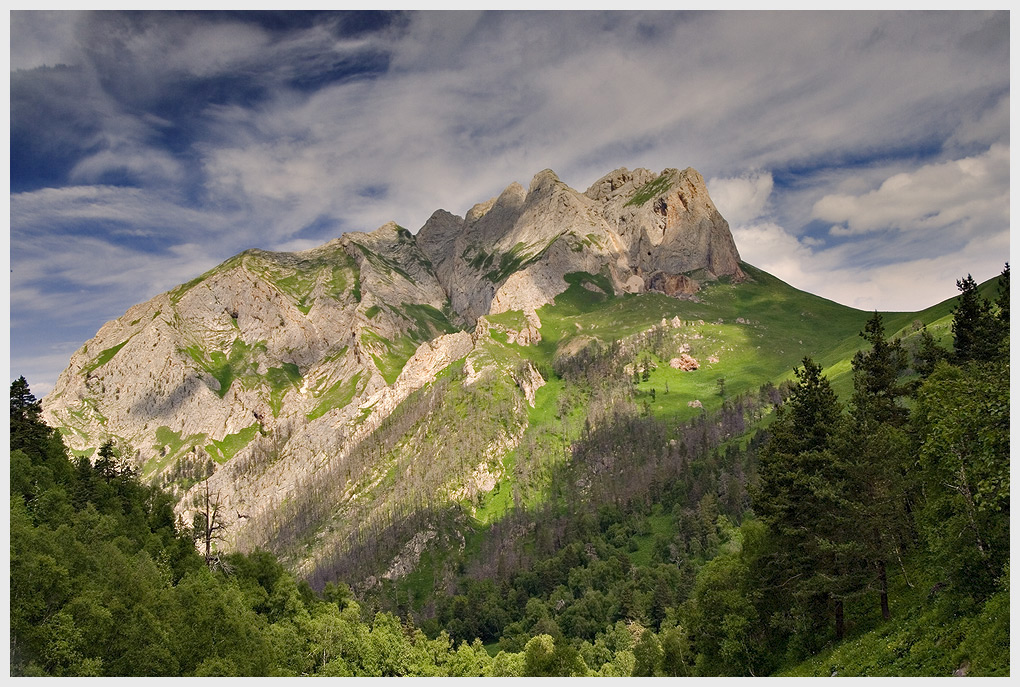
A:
41 163 744 573
416 165 743 324
670 354 700 371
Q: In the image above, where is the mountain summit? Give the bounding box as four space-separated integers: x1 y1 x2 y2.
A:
42 165 744 573
418 166 743 322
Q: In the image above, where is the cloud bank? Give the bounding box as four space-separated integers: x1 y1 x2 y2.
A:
9 10 1010 393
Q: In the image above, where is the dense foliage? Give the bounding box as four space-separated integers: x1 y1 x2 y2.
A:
10 266 1008 676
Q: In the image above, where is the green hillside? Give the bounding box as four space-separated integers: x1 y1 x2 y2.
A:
345 265 1008 677
15 261 1007 677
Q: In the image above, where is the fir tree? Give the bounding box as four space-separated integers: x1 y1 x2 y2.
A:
753 358 855 641
952 274 997 363
842 312 912 621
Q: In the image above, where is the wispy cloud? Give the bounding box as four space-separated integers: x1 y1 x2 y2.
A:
813 144 1008 238
9 10 1010 392
726 145 1010 312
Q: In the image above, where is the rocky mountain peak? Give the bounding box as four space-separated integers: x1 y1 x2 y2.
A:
42 161 746 558
527 168 562 194
583 166 658 201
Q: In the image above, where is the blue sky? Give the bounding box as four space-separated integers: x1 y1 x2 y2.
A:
8 10 1011 394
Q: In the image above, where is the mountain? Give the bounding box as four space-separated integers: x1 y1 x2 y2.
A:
26 164 1010 676
43 164 883 585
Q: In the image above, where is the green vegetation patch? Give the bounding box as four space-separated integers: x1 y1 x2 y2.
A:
322 345 350 364
206 423 261 464
266 362 302 417
484 309 530 330
82 338 132 374
244 248 360 313
354 243 415 282
307 372 364 421
484 239 558 284
463 238 560 284
359 304 460 385
544 272 614 313
68 445 96 459
565 271 614 297
362 330 420 385
184 338 266 398
146 425 208 478
400 303 459 339
625 172 674 207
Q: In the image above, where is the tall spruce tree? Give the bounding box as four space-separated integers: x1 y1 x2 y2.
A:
952 274 997 363
842 313 912 621
753 358 856 642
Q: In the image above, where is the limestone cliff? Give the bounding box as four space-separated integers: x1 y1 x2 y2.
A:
417 165 743 324
41 164 743 578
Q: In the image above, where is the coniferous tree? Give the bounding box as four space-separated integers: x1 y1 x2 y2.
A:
841 312 912 621
753 358 854 642
994 262 1009 353
11 376 60 459
912 326 948 379
952 274 1000 363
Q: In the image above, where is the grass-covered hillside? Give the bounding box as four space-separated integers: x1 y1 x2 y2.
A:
346 265 1008 678
13 261 1008 676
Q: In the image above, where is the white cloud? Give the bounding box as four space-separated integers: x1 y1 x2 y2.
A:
192 11 1010 244
812 145 1009 237
708 172 774 226
11 186 235 238
162 22 272 77
947 92 1009 151
9 11 1012 393
733 219 1009 313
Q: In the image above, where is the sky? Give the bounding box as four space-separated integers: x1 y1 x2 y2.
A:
7 10 1012 395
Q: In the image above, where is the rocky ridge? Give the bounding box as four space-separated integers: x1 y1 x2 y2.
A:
42 164 743 572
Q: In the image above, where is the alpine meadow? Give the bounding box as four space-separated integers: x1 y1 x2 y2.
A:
9 9 1011 680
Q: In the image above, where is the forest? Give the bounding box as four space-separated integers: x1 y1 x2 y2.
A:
9 268 1009 676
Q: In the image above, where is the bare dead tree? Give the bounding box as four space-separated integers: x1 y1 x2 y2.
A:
193 480 226 567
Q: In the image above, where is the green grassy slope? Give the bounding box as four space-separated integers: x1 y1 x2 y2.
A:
371 265 999 624
498 263 920 421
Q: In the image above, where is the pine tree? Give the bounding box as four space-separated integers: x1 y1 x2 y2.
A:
952 274 997 363
841 312 912 621
753 358 856 641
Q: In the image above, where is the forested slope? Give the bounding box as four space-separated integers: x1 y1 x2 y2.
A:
10 268 1008 676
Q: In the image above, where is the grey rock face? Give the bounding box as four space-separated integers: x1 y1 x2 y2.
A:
416 165 742 324
42 163 743 562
